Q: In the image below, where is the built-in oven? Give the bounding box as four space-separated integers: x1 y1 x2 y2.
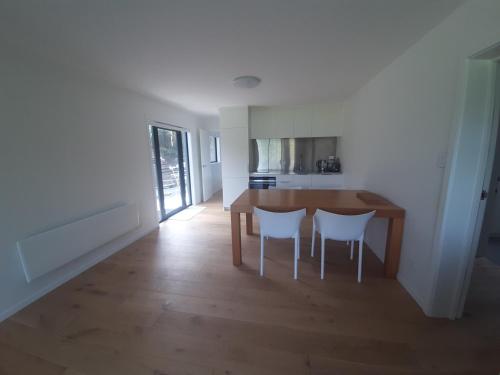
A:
249 176 276 189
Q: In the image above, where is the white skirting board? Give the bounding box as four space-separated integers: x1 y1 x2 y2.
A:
17 203 140 282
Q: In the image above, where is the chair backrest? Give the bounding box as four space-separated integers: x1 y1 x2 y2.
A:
314 209 376 241
254 207 306 239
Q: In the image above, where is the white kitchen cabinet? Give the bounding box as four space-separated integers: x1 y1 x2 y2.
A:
219 106 250 208
275 175 289 189
276 174 344 189
310 174 344 189
220 127 249 178
250 103 345 139
250 106 294 139
293 105 312 138
276 175 311 189
272 107 294 138
311 102 344 137
250 106 273 138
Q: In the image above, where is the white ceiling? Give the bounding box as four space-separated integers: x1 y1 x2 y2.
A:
0 0 464 115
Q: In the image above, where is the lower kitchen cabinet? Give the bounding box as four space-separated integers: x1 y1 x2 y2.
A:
276 175 311 189
310 174 344 189
274 174 344 189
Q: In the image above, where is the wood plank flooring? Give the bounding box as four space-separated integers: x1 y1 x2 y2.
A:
0 191 499 374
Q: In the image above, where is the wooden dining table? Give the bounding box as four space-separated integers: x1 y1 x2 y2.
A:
230 189 405 278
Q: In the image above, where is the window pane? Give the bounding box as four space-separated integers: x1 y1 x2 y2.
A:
150 126 192 222
216 137 221 162
209 136 217 162
158 128 182 216
149 127 162 218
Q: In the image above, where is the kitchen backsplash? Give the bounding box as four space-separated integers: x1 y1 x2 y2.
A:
249 137 338 174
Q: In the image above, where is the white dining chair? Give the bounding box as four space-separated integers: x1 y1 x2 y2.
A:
311 209 375 282
254 207 306 280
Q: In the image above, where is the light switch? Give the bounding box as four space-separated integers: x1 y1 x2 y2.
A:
437 151 447 168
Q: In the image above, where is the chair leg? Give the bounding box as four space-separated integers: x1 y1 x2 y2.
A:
294 233 298 280
311 221 316 257
260 235 264 277
350 240 354 260
320 235 325 280
358 236 364 283
297 235 300 260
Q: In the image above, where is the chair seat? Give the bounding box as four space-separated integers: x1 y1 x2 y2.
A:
311 209 375 282
254 207 306 279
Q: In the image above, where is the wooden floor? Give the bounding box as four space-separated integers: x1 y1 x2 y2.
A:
1 192 499 374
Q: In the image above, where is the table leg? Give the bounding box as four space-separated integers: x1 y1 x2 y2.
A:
231 212 242 266
246 212 253 235
384 216 404 278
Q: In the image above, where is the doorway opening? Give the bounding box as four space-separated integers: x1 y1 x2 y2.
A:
430 54 500 319
150 124 192 222
462 62 500 319
199 128 222 202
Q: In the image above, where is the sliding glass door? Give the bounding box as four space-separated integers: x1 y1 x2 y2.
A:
150 125 192 221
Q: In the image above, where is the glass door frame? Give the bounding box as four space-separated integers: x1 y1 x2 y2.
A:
150 124 192 222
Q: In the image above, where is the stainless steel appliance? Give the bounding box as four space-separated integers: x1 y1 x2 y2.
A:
249 176 276 189
316 159 327 173
326 156 341 173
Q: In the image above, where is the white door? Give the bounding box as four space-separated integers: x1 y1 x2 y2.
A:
455 64 500 318
476 115 500 258
199 128 213 202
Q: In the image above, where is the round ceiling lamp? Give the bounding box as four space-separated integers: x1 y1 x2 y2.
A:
233 75 261 89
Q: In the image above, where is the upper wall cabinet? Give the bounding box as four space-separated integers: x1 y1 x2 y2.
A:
249 103 344 139
249 106 273 138
272 107 295 138
250 106 294 138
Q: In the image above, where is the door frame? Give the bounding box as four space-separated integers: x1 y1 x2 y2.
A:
149 123 192 222
455 62 500 317
429 57 500 319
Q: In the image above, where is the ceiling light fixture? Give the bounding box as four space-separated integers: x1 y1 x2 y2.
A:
233 75 261 89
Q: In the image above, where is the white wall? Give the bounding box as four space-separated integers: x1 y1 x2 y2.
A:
341 0 500 314
201 115 221 132
0 54 211 320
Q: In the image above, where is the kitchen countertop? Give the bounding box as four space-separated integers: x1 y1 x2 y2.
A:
250 171 342 176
